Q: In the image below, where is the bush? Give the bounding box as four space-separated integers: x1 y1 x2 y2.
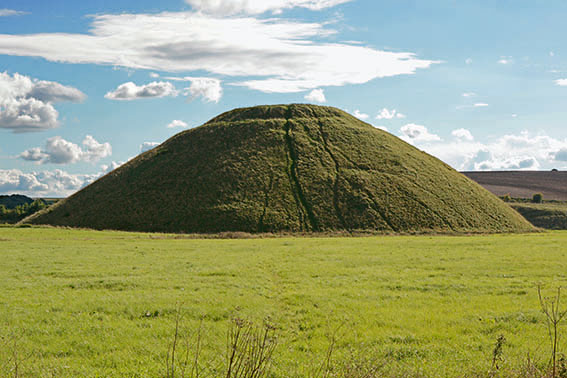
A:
501 194 512 202
532 193 544 203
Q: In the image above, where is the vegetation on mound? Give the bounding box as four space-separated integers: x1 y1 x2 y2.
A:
27 104 533 234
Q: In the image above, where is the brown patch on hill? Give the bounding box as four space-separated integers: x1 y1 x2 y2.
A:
463 171 567 200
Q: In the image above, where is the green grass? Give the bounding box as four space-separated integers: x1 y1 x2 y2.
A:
27 104 533 234
1 227 566 377
510 202 567 230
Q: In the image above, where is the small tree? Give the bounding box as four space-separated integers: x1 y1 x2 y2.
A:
533 193 544 203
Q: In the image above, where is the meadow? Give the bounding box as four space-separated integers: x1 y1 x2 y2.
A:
1 227 567 377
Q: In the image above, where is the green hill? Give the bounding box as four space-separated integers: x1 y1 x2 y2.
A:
0 194 34 209
26 104 534 234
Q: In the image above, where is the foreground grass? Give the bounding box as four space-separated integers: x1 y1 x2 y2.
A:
1 228 566 377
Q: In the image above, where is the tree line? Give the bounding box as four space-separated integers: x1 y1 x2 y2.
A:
0 200 47 224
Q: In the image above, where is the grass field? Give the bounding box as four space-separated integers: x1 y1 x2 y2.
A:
1 227 567 377
510 202 567 230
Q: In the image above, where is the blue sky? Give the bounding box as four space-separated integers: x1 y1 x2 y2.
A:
1 0 567 196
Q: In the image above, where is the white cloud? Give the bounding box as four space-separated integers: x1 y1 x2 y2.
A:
19 148 48 163
374 125 388 132
167 120 189 129
0 168 100 197
140 142 160 153
353 110 369 120
451 128 474 142
555 79 567 86
553 148 567 162
0 169 48 193
0 72 85 133
184 77 222 102
157 76 224 102
473 103 489 107
497 57 513 65
375 108 405 120
462 92 476 98
184 0 352 15
81 135 113 162
0 9 27 17
28 80 86 103
0 12 437 94
400 123 441 143
149 72 160 78
406 129 567 171
304 88 326 103
105 81 178 100
100 161 124 175
20 135 111 164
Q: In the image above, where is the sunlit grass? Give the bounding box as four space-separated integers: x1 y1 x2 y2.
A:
1 227 566 377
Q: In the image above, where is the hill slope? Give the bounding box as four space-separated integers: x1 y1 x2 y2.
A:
0 194 34 209
27 104 534 233
463 171 567 201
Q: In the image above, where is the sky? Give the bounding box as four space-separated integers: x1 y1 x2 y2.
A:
1 0 567 197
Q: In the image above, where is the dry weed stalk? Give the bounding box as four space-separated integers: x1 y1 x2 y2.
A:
538 285 567 378
225 318 277 378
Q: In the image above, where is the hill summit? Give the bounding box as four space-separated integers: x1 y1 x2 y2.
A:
27 104 533 233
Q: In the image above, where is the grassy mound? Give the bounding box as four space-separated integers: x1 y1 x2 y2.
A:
26 104 534 233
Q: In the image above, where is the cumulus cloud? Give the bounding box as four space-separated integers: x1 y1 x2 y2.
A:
0 12 437 93
353 110 369 120
140 142 160 153
0 169 48 193
376 108 405 120
553 148 567 162
81 135 113 162
0 168 100 197
185 0 352 15
0 9 27 17
400 123 441 143
167 120 189 129
0 72 85 132
20 135 112 164
100 161 124 175
184 78 222 102
555 79 567 86
28 80 86 103
405 128 567 171
451 128 474 142
105 81 178 100
304 88 326 103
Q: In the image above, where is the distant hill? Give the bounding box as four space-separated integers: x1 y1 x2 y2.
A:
463 171 567 201
26 104 533 234
0 194 34 209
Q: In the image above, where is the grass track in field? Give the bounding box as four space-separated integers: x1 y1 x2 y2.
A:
1 227 566 377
